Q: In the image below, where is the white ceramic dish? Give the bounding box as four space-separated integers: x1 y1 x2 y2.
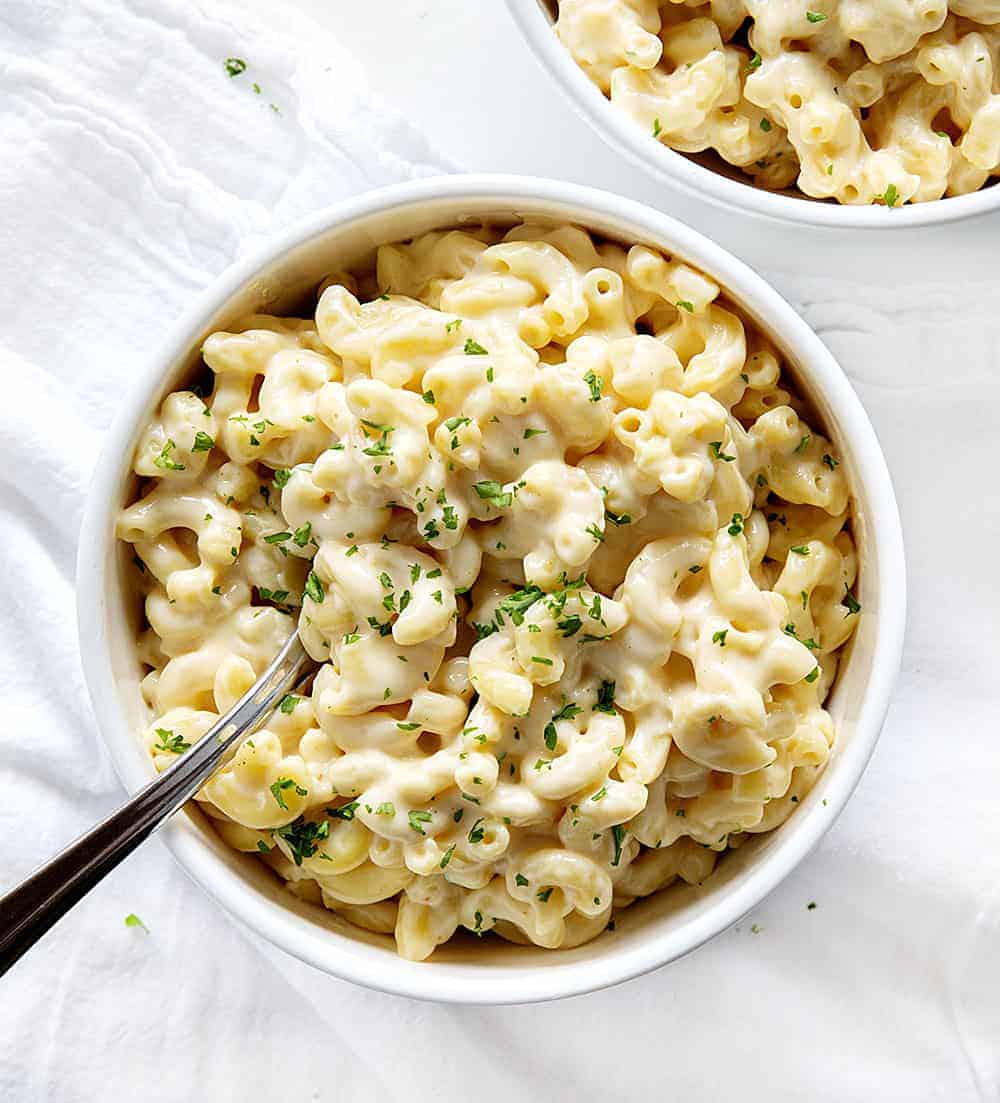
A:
77 174 905 1004
506 0 1000 229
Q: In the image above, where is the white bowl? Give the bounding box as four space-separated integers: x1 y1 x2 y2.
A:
77 174 905 1003
506 0 1000 229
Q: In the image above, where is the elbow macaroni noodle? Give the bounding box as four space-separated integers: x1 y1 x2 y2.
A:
118 222 861 960
554 0 1000 205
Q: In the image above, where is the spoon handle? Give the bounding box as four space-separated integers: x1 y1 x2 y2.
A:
0 632 315 976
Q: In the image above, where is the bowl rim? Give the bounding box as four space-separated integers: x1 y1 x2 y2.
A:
504 0 1000 229
76 173 906 1004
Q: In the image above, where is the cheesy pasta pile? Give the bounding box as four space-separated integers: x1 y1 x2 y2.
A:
118 223 860 960
555 0 1000 205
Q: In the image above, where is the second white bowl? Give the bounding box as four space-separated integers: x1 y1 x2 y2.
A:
506 0 1000 229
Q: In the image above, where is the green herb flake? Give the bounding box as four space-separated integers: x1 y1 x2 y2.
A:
269 776 307 810
709 441 735 462
408 809 432 835
304 571 325 603
224 57 247 77
464 338 488 356
192 431 215 453
153 439 185 472
594 680 616 714
124 913 148 933
275 816 330 865
473 480 512 508
583 369 603 402
153 727 190 754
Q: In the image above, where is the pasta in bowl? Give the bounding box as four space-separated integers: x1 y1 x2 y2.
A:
507 0 1000 225
79 177 904 1000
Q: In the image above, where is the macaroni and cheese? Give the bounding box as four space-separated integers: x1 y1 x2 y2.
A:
554 0 1000 205
118 222 860 960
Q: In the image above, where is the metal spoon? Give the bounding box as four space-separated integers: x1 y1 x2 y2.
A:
0 631 318 976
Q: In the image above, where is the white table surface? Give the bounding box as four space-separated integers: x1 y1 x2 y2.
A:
4 2 1000 1100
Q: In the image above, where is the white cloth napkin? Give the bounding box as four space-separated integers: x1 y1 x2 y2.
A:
2 1 999 1100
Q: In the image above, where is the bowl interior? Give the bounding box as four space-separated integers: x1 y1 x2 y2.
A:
87 183 898 1000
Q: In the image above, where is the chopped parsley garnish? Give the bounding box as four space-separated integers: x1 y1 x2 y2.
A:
805 9 827 21
269 777 307 810
843 587 861 615
278 694 298 714
440 844 456 869
605 509 631 526
531 655 553 665
728 513 744 536
652 117 662 138
558 614 582 637
304 571 325 603
124 913 148 932
464 338 488 356
422 390 436 404
675 300 694 312
523 427 547 439
536 887 554 903
274 816 329 866
688 565 702 574
585 522 605 543
804 667 820 683
709 441 735 462
712 628 728 647
594 680 616 714
822 453 839 470
467 818 486 844
794 434 811 454
789 545 810 556
292 522 311 547
748 52 762 71
408 810 432 835
760 118 772 132
192 431 214 453
396 721 421 731
224 57 247 77
880 183 899 208
273 468 292 488
153 727 190 754
153 439 185 471
611 823 626 866
473 480 512 508
328 801 359 821
375 802 395 816
498 585 543 625
264 531 291 545
583 369 603 402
